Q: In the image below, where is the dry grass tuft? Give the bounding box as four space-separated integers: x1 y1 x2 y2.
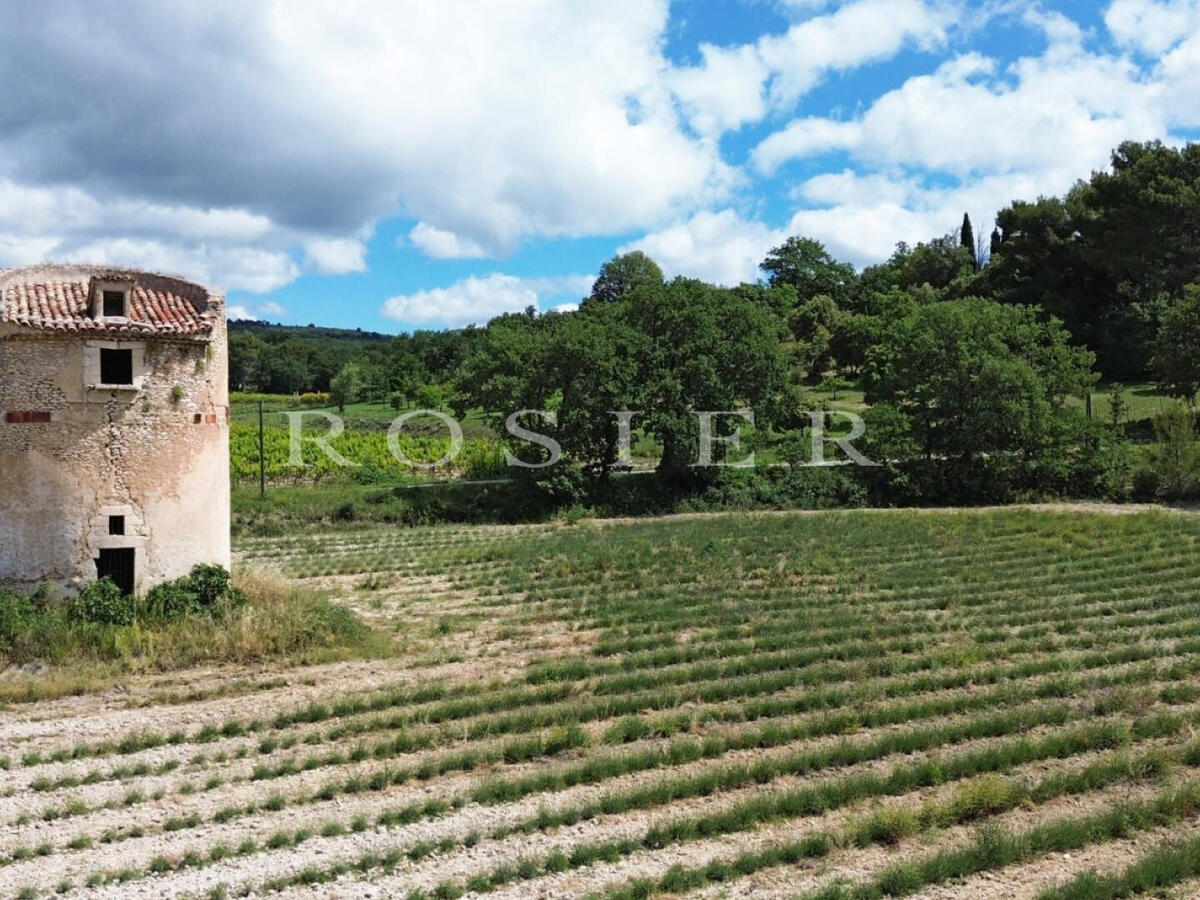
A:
0 568 392 702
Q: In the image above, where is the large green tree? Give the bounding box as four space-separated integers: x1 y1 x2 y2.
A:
587 251 664 305
453 309 557 421
456 272 786 480
329 362 363 413
986 196 1080 314
865 300 1097 464
541 303 649 473
252 341 313 394
883 235 977 293
1152 283 1200 402
1075 141 1200 305
761 237 856 307
624 278 787 477
829 287 922 375
989 141 1200 378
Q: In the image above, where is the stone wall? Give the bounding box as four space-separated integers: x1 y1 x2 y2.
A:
0 312 230 592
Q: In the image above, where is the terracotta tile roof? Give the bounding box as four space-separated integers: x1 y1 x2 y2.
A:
0 265 220 339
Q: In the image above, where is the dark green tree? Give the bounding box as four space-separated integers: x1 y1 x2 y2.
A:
989 141 1200 379
228 330 265 392
960 212 977 269
453 311 558 421
456 277 785 482
789 294 840 378
253 345 312 395
830 286 922 374
587 251 664 305
986 196 1081 314
542 303 648 473
624 278 787 478
1074 141 1200 304
761 237 857 306
731 281 799 326
329 362 363 413
865 299 1097 465
1152 283 1200 402
1149 404 1200 499
884 235 977 293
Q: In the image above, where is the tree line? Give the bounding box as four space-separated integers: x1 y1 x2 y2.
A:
232 140 1200 506
229 320 481 404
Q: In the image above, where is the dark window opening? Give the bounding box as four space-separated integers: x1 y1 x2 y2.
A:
99 348 133 385
95 548 135 597
102 290 126 317
108 515 125 536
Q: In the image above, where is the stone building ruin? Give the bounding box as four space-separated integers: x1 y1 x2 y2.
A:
0 265 230 595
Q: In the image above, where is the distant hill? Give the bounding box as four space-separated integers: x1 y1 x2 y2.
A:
227 318 475 394
229 319 395 347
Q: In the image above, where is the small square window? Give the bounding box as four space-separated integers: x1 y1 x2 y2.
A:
99 348 133 385
102 290 126 318
108 515 125 536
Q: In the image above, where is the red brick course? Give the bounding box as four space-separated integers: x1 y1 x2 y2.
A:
4 410 51 423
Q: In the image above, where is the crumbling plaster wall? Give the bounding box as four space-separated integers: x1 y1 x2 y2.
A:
0 313 229 592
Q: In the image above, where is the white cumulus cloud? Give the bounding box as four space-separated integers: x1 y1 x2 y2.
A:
1 0 1197 312
669 44 769 136
0 1 735 287
1105 0 1200 54
758 0 955 107
408 223 488 260
304 238 367 274
668 0 953 137
734 6 1200 270
381 273 592 328
65 238 300 293
785 170 1058 265
621 210 786 285
753 42 1167 180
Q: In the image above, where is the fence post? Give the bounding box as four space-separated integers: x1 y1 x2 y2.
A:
258 400 266 500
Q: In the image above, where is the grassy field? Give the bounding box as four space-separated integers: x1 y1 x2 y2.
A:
3 507 1200 898
803 381 1189 424
1079 383 1184 423
228 382 1187 494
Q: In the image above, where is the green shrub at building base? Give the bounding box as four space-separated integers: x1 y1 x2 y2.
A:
0 568 386 697
145 565 246 621
0 586 43 657
69 579 133 627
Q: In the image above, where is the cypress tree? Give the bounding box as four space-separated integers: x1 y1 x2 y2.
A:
960 213 977 269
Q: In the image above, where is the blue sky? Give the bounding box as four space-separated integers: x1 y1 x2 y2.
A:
0 0 1197 333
